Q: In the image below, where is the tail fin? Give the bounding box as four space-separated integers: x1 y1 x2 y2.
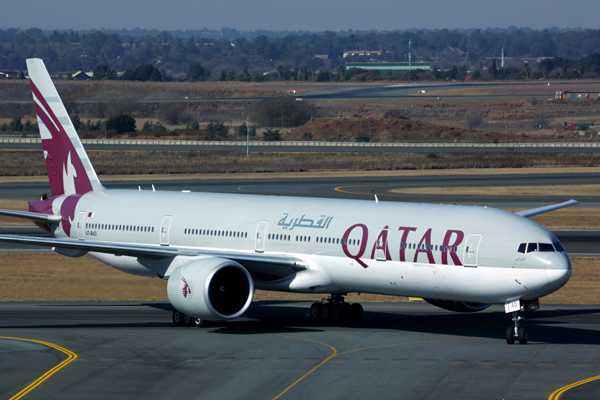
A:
26 58 103 197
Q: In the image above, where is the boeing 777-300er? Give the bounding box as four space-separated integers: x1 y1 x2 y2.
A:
0 59 578 344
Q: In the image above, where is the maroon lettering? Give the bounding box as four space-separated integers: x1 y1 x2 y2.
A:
398 226 417 262
414 228 435 264
370 226 392 260
342 224 369 268
442 230 464 266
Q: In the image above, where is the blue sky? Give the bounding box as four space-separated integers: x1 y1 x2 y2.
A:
2 0 599 32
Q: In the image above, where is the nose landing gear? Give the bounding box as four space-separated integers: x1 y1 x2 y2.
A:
506 311 527 344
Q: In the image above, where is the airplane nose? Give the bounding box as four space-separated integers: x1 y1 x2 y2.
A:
545 253 571 289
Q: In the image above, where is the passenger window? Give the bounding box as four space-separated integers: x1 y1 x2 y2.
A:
539 243 555 252
527 243 538 253
517 243 526 254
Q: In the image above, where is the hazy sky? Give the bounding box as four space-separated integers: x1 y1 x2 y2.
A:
2 0 599 32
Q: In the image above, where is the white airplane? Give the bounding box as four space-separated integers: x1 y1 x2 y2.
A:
0 59 577 345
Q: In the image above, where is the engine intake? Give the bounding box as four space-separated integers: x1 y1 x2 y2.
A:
167 257 254 321
424 299 491 313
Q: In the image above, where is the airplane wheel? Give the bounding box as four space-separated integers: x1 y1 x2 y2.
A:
321 304 331 320
518 327 528 344
310 303 322 320
183 314 195 327
343 303 354 320
172 310 184 327
331 305 343 321
505 327 515 344
351 303 363 322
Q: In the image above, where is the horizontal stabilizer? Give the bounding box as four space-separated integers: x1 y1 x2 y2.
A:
515 199 579 218
0 209 62 223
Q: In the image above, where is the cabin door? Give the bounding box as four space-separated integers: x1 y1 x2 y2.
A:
255 221 268 253
463 234 482 267
76 211 86 240
160 215 173 246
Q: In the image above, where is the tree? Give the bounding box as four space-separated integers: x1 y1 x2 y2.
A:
220 69 227 81
237 123 256 136
521 63 531 79
252 96 316 128
105 114 136 135
149 68 163 82
187 63 207 81
157 103 189 125
465 108 483 129
490 59 498 80
92 64 109 80
263 128 281 141
9 116 23 131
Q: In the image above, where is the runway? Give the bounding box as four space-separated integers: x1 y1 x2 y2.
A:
2 171 600 206
1 302 600 400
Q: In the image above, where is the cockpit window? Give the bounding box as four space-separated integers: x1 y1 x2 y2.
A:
526 243 538 253
539 243 555 252
517 243 526 254
553 241 566 252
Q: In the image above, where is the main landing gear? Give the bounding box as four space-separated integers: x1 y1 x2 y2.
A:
310 294 364 323
172 310 218 328
506 311 527 345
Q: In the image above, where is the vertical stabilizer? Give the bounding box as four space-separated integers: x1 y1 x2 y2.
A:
26 58 103 197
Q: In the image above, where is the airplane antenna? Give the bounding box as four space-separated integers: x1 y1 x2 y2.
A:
152 184 155 192
374 194 379 203
138 186 141 191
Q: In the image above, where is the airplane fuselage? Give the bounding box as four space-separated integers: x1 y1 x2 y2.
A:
33 188 571 304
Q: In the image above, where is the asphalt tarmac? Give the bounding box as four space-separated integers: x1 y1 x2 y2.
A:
1 302 600 400
1 172 600 399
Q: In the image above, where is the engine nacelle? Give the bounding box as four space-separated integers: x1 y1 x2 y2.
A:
424 299 491 313
167 257 254 321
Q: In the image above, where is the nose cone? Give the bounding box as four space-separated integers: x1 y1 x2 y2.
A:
545 252 571 291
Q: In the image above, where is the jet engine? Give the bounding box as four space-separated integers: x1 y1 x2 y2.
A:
167 257 254 321
424 299 491 313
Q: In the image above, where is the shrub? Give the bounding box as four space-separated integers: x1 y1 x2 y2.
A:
106 115 136 135
252 96 315 128
263 129 281 141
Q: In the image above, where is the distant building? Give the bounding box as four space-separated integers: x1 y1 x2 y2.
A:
0 70 21 78
72 71 92 81
555 91 600 100
343 50 384 58
345 62 431 74
314 54 329 60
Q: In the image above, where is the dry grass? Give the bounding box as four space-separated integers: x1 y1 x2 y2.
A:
2 150 600 177
390 184 600 197
0 253 595 304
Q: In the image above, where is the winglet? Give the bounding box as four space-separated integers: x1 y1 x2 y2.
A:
26 58 103 197
515 199 579 218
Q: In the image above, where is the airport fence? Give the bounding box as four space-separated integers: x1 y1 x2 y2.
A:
1 138 600 148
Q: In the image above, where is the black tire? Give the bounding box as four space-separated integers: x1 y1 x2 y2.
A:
518 327 528 344
351 303 364 322
172 310 184 327
506 327 515 344
310 303 322 320
331 305 343 321
183 314 195 327
321 304 331 320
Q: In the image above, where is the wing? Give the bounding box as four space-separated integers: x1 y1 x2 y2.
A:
0 209 61 223
0 234 306 278
515 199 579 218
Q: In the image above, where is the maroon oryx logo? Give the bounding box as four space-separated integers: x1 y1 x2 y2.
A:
181 276 192 298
